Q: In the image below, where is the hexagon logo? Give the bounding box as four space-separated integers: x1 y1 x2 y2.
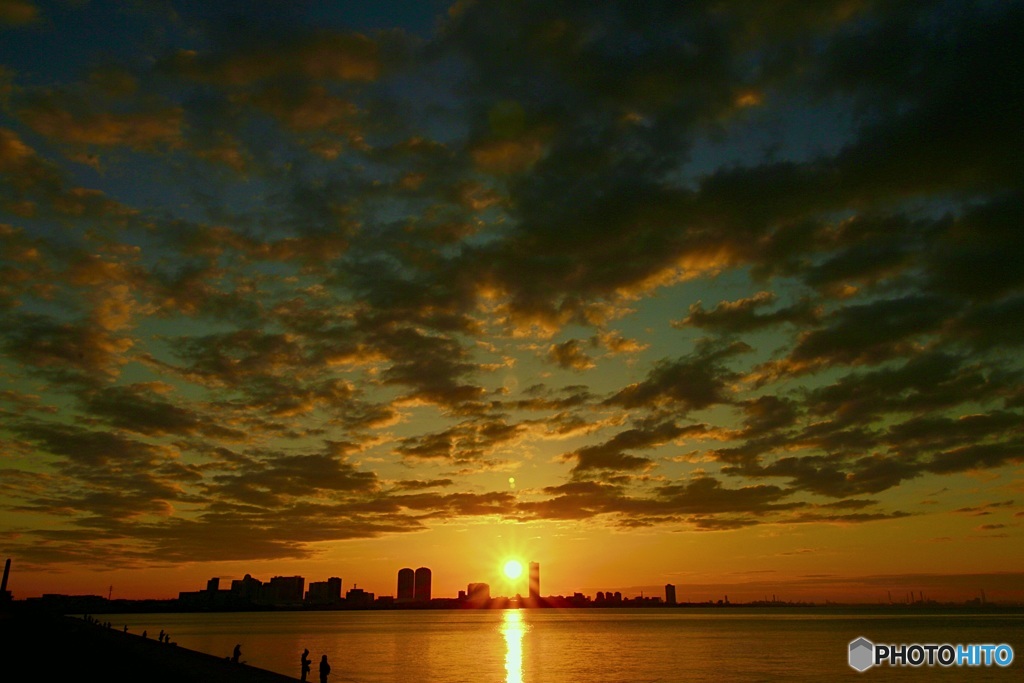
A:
849 637 874 672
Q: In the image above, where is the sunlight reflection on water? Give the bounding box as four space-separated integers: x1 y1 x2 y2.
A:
106 609 1024 682
502 609 524 683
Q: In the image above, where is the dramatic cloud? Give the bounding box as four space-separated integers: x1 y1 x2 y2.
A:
0 1 1020 590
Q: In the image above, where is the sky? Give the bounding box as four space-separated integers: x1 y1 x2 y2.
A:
0 0 1022 604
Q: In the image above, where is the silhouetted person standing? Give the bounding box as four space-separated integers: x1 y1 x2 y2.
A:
301 649 311 682
232 643 241 663
319 654 330 683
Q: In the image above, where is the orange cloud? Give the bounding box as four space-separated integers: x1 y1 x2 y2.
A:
0 0 37 25
168 32 380 85
19 97 183 149
471 137 545 174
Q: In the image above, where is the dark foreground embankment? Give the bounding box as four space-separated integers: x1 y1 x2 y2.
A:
0 610 298 682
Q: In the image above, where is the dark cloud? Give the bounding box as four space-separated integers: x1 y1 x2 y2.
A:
806 353 1005 424
927 194 1024 301
885 412 1024 457
723 452 921 499
822 3 1024 201
391 478 454 491
564 418 689 475
1 0 1022 573
547 338 595 371
800 214 930 294
788 510 912 525
509 384 594 412
654 476 796 515
676 292 819 333
954 500 1015 515
207 449 379 507
521 473 908 532
738 395 799 438
787 295 951 368
82 383 246 440
950 295 1024 352
371 325 488 409
605 342 748 411
392 490 516 518
0 313 132 384
396 418 523 464
7 420 192 527
925 439 1024 476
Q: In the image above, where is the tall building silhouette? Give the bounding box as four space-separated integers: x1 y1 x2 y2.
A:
1 558 11 601
267 575 305 605
529 562 540 600
467 582 490 603
230 573 262 603
397 567 414 602
306 577 342 605
665 584 676 605
346 586 374 608
414 566 432 601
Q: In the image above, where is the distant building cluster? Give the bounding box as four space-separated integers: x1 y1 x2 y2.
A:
180 574 324 609
0 557 712 612
595 591 623 604
175 560 672 611
177 568 432 611
4 556 1017 613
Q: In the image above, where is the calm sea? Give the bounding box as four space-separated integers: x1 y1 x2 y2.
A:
104 608 1023 682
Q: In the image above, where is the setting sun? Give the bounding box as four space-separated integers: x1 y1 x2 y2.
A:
503 559 523 580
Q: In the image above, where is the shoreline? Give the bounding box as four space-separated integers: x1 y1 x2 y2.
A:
0 610 299 682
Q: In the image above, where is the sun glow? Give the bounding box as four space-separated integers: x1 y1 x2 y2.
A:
503 559 523 580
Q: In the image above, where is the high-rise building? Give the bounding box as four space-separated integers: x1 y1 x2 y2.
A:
1 558 11 601
346 586 374 608
529 562 540 600
467 582 490 602
267 575 305 605
665 584 677 606
397 567 414 602
306 577 342 605
230 574 262 603
414 566 432 601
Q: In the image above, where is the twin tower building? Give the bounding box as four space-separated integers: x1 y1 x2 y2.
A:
396 567 431 602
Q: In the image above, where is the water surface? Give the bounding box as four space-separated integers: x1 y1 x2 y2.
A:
106 608 1024 682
